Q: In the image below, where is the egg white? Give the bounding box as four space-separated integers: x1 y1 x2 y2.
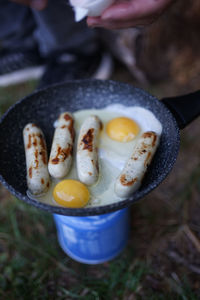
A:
28 104 162 207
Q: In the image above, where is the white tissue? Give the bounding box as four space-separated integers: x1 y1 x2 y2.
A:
70 0 115 22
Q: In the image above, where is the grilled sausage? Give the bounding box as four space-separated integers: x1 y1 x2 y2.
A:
23 123 50 195
48 112 75 178
114 131 160 198
77 115 102 185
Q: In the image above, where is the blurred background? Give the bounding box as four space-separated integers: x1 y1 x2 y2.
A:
0 0 200 299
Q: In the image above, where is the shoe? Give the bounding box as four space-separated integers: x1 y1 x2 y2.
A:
37 49 113 89
0 48 45 87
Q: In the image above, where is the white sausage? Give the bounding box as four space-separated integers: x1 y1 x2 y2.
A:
114 131 160 198
23 123 50 195
48 112 75 178
77 115 102 185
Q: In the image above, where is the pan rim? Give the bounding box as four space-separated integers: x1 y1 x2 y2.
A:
0 79 180 216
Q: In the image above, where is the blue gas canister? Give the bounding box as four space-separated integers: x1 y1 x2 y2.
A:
53 208 129 264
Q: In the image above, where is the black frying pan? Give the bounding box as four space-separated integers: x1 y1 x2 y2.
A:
0 80 199 216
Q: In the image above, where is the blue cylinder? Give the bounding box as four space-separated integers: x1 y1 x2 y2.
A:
53 208 129 264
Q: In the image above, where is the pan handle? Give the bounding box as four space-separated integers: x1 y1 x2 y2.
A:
162 90 200 129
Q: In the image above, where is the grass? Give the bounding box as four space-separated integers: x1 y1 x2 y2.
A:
0 81 36 116
0 75 200 299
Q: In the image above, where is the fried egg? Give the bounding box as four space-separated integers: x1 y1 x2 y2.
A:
28 104 162 208
106 116 140 142
53 179 90 208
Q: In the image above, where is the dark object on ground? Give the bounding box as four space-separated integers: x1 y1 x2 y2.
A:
0 48 45 87
38 50 112 89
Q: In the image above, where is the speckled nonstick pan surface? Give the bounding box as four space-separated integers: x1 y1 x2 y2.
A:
0 79 180 216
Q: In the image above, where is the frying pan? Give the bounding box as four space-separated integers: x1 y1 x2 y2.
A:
0 79 199 216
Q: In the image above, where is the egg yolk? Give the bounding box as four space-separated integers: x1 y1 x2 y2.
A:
106 117 140 142
53 179 90 208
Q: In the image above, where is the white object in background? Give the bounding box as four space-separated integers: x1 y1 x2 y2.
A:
69 0 115 22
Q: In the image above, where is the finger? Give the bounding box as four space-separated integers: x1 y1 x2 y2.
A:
87 16 102 27
87 15 156 30
101 0 172 21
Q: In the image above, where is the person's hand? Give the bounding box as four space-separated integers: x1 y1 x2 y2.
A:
10 0 48 10
87 0 174 29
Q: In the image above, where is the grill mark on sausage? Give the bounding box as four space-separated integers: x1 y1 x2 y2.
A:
141 142 148 149
60 113 75 140
27 134 32 149
35 149 38 159
39 150 47 165
81 128 94 151
35 159 39 169
38 133 46 149
47 182 50 188
152 134 157 147
59 146 73 161
41 178 45 184
88 172 92 176
35 134 47 164
51 144 73 164
120 175 138 186
34 149 39 169
29 167 32 178
68 119 75 141
51 157 59 164
64 113 71 121
142 131 157 147
63 145 73 159
139 148 147 155
144 151 152 167
33 137 37 146
143 131 154 139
